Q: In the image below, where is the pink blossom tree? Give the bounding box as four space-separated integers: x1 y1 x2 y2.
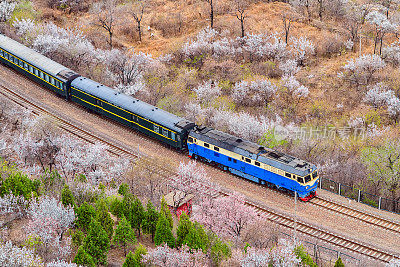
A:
193 80 221 105
26 196 75 260
143 244 207 266
232 79 277 107
193 193 257 241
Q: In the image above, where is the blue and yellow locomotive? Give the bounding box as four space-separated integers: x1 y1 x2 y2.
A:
0 33 319 201
187 127 319 200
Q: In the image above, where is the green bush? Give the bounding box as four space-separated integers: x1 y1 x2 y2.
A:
109 196 124 218
294 245 317 267
154 214 175 248
84 219 110 266
73 245 95 267
75 202 96 232
0 171 40 199
61 185 75 207
71 229 85 248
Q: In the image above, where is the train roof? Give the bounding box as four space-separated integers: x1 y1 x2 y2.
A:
0 34 77 80
71 77 194 132
189 126 317 177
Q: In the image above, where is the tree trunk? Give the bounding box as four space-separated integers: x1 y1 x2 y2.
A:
210 0 214 28
138 22 142 41
241 18 245 38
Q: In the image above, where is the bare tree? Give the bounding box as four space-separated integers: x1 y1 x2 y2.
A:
234 0 250 38
203 0 215 28
131 0 145 42
93 0 117 48
282 10 297 44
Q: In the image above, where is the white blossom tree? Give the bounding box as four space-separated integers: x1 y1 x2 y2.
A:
193 80 221 104
388 96 400 123
232 79 277 107
363 82 395 109
0 241 43 266
342 54 386 86
386 258 400 267
143 244 207 266
26 196 75 260
290 36 315 66
366 10 397 55
0 0 16 23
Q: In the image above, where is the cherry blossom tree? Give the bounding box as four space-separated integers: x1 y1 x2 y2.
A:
280 75 309 113
342 54 386 86
104 49 153 96
383 40 400 66
46 260 79 267
174 161 220 206
193 193 257 241
26 196 75 260
211 108 285 142
386 258 400 267
241 33 287 62
279 59 299 76
363 82 395 109
388 97 400 123
0 1 16 23
366 10 397 55
232 79 277 107
193 80 221 104
241 239 300 267
0 193 28 217
143 244 207 266
0 241 43 266
290 36 315 66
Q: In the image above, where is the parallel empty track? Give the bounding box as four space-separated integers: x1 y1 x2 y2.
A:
0 77 398 263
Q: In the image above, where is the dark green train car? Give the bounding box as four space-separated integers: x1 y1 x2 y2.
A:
70 77 195 150
0 34 78 97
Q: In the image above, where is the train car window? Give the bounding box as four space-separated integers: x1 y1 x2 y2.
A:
154 125 159 133
312 171 318 179
45 75 49 82
204 143 210 148
24 63 28 70
162 128 168 137
245 158 251 163
10 56 14 62
29 66 33 73
285 173 291 178
297 177 304 183
0 50 3 56
214 147 219 151
255 161 260 167
304 175 311 183
171 132 175 140
233 159 237 163
19 60 23 67
188 137 193 143
40 71 44 79
228 157 232 161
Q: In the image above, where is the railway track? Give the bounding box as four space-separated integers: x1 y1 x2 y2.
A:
0 77 398 264
310 196 400 234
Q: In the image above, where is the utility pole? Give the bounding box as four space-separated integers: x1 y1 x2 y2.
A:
293 191 298 243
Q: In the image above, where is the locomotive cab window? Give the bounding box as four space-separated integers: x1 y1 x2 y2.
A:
297 177 304 184
154 125 159 133
228 157 232 161
255 161 260 167
214 146 219 151
304 175 311 183
204 143 210 148
188 137 193 143
285 173 291 178
233 159 237 163
171 132 175 140
245 158 251 163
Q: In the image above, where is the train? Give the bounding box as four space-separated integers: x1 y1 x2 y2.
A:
0 33 319 201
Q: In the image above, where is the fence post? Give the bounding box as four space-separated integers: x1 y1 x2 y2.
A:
379 197 382 210
319 178 322 189
358 189 361 202
338 183 341 195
